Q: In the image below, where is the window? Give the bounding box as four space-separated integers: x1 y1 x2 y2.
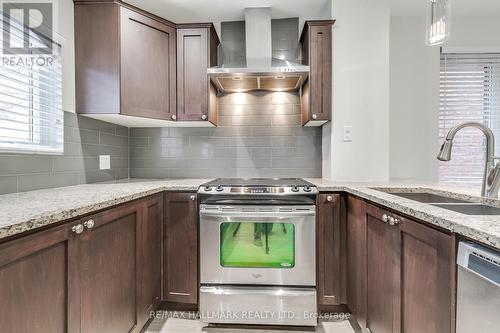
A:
0 8 63 154
439 53 500 185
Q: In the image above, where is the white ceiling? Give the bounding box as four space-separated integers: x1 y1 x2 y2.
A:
125 0 331 24
391 0 500 16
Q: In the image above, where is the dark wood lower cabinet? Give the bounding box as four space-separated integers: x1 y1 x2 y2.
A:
364 203 455 333
316 193 346 308
0 222 79 333
163 192 198 304
0 194 163 333
139 196 163 325
366 204 399 333
346 196 367 332
398 211 455 333
80 202 142 333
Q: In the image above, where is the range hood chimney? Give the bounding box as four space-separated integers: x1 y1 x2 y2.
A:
208 7 309 93
245 8 272 68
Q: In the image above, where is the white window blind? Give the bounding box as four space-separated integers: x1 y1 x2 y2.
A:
439 53 500 185
0 10 63 154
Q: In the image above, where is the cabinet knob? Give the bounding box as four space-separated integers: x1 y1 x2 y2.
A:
171 114 177 120
312 114 317 120
72 224 84 234
201 114 207 120
84 219 95 229
326 195 333 202
382 214 389 222
190 195 196 201
389 217 399 226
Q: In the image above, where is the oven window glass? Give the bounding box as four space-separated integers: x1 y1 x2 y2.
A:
220 222 295 268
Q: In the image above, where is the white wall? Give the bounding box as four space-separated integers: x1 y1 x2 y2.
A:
323 0 390 181
446 15 500 51
389 16 440 182
389 14 500 182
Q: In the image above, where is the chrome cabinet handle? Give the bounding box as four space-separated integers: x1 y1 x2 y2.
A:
83 219 95 229
312 114 317 120
72 224 84 234
190 195 196 201
382 214 389 222
326 195 333 202
201 114 207 120
171 114 177 120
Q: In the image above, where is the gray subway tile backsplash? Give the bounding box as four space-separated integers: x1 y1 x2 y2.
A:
0 112 129 194
0 91 322 194
129 91 322 179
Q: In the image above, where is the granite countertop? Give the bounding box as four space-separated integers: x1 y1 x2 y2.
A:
0 178 211 240
306 178 500 249
0 178 499 249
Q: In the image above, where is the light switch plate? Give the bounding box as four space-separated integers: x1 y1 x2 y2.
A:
99 155 111 170
343 126 353 142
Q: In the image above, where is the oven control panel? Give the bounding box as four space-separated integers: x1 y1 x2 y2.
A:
198 185 318 195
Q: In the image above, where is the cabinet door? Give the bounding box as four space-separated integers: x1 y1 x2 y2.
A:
177 28 210 121
309 24 332 122
366 204 399 333
316 194 346 307
80 203 142 333
346 196 367 332
0 222 80 333
138 195 163 327
300 22 333 124
164 192 198 304
397 216 455 333
121 7 176 120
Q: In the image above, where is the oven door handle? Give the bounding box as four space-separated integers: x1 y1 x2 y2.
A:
199 210 315 219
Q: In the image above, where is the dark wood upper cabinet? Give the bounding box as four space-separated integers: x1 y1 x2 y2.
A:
176 25 219 124
164 192 199 305
300 20 334 126
75 1 177 121
364 203 455 333
120 7 176 120
316 193 346 308
75 1 220 125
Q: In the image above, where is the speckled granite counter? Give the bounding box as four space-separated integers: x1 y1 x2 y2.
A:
307 178 500 249
0 179 211 240
1 178 499 249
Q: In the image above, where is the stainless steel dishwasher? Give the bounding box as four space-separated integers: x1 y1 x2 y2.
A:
456 242 500 333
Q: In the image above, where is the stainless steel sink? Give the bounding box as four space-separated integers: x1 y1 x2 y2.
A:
431 203 500 215
383 192 469 204
376 190 500 215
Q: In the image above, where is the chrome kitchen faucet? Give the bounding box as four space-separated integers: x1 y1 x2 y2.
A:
438 122 500 198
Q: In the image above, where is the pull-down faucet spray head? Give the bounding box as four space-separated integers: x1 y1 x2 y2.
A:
437 122 498 198
437 140 453 161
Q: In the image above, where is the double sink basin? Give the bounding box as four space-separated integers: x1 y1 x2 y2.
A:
376 191 500 216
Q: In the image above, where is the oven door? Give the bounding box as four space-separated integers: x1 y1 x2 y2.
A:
200 204 316 286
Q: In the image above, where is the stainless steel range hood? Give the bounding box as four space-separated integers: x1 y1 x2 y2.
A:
208 8 309 93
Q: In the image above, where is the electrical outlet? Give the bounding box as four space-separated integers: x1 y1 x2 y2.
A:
99 155 111 170
343 126 353 142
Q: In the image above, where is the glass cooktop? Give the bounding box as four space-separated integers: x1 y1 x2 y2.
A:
202 178 314 187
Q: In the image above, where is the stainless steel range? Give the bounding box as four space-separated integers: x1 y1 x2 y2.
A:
198 178 318 327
